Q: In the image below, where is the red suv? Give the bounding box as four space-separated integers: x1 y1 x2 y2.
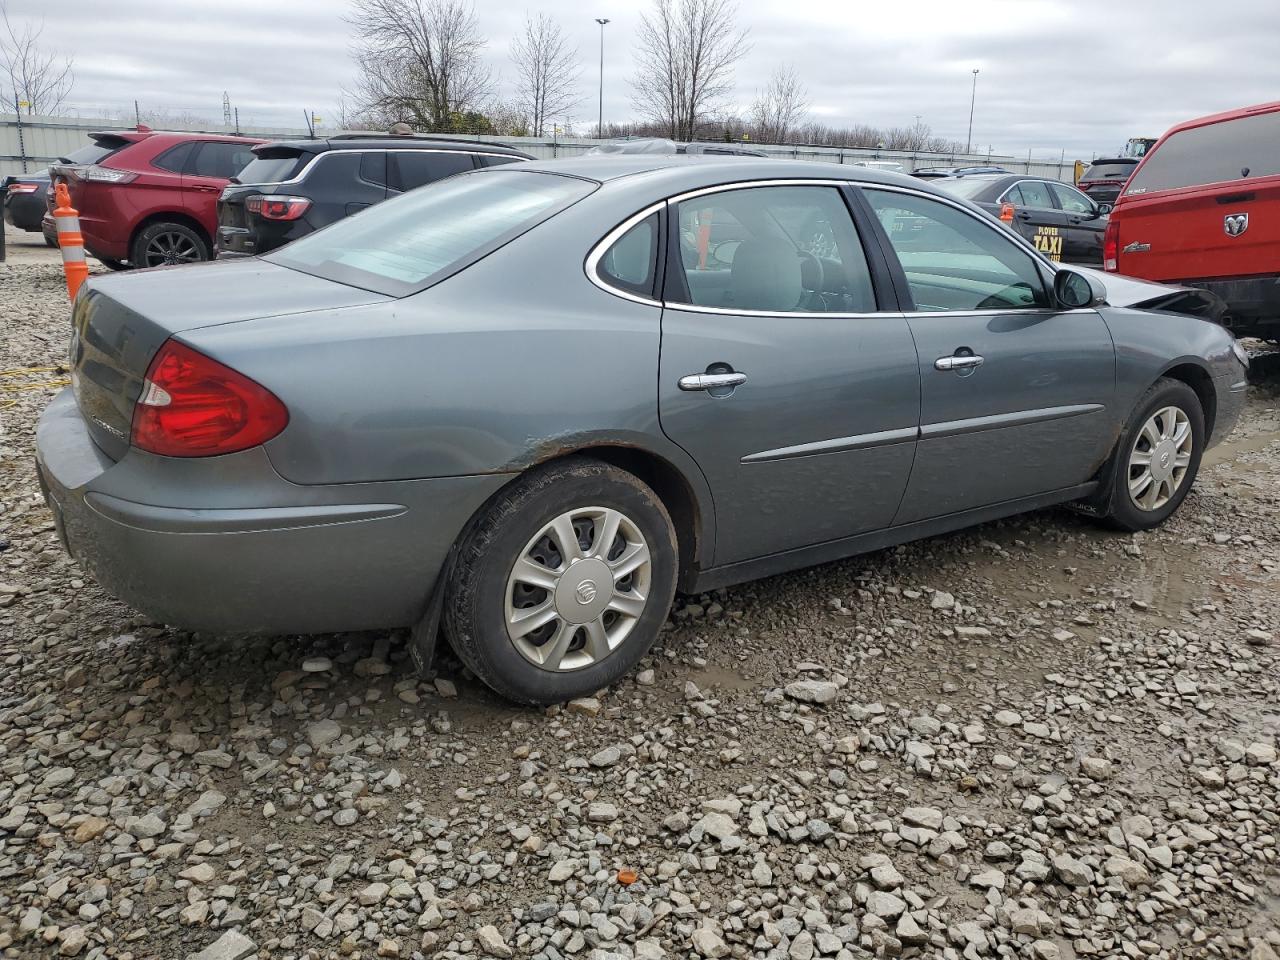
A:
45 126 263 269
1104 101 1280 338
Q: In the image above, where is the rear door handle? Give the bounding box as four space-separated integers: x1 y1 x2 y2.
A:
679 372 747 391
934 355 985 371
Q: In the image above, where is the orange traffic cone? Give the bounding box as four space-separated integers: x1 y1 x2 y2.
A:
53 183 89 301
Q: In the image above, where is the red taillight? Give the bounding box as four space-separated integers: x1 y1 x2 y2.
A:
245 195 311 221
7 182 41 194
1103 218 1119 272
131 339 288 458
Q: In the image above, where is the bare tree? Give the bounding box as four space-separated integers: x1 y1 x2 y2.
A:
0 3 73 115
510 13 580 137
347 0 492 132
632 0 749 141
750 65 806 144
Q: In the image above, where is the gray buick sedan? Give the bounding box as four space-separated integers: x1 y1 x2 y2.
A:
36 157 1248 704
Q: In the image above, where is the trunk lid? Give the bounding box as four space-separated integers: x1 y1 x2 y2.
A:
69 258 389 459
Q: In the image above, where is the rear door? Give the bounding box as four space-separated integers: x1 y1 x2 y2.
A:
1116 109 1280 282
1048 181 1106 265
184 141 258 234
861 187 1115 524
1004 180 1069 262
387 150 478 197
657 183 920 566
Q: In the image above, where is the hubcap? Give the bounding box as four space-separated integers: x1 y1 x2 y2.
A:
505 506 652 672
1127 405 1193 511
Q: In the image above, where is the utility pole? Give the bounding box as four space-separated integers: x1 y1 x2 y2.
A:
595 18 610 138
134 100 141 126
965 68 979 155
223 91 232 128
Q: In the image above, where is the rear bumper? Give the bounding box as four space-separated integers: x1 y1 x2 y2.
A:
1185 275 1280 335
35 388 510 635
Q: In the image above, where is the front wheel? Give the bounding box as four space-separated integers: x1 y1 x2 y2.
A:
444 458 678 705
1102 377 1204 531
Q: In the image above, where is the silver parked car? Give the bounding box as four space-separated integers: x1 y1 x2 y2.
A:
36 157 1248 704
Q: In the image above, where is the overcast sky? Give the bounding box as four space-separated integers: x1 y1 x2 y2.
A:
5 0 1278 158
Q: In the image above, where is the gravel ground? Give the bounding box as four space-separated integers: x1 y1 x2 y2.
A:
2 245 1280 960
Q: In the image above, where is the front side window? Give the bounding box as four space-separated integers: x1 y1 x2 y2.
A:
670 185 876 314
191 141 258 180
1126 111 1280 195
268 170 593 296
1049 182 1094 214
596 213 658 297
866 189 1048 312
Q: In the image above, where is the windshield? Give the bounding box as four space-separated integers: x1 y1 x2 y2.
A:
268 170 593 296
236 151 309 184
935 177 996 199
1126 112 1280 195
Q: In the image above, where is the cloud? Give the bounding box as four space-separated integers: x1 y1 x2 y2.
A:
5 0 1278 157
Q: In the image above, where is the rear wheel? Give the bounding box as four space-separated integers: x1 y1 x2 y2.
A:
44 234 57 248
444 458 678 705
1102 377 1204 531
130 222 210 268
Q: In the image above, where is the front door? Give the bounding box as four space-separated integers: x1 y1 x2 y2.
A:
657 184 920 566
1049 181 1107 265
183 140 259 234
862 187 1116 525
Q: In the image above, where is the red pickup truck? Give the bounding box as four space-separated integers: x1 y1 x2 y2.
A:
1104 101 1280 339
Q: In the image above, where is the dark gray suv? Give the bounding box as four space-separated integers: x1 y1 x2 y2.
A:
216 136 531 258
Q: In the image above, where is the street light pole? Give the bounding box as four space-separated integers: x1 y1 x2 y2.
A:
596 18 610 138
966 68 979 155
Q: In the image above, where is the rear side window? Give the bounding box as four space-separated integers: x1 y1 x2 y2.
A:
267 170 593 296
1010 180 1054 209
389 151 476 191
190 141 258 180
359 152 388 186
596 213 658 298
1127 111 1280 195
152 142 194 173
478 155 521 167
236 150 309 184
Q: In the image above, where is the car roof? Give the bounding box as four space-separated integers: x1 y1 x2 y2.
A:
255 136 530 157
507 155 936 191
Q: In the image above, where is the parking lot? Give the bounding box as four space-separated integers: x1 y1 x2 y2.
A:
2 236 1279 959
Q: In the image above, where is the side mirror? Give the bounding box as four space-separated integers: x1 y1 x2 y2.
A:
1054 269 1106 309
1096 202 1113 216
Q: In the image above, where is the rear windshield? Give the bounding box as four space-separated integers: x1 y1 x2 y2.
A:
935 177 997 199
1080 161 1136 182
1126 111 1280 195
235 150 309 184
267 169 593 296
60 140 124 165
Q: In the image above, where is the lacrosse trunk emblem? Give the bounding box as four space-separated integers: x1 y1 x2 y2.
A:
1225 213 1249 237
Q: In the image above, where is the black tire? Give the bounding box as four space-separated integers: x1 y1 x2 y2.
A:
444 458 678 705
96 256 128 271
1102 377 1204 532
129 222 210 268
44 234 57 248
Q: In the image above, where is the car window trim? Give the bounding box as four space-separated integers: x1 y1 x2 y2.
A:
586 178 892 318
858 182 1061 313
233 147 524 188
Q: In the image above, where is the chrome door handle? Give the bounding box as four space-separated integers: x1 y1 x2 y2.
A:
679 372 747 391
934 355 985 371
